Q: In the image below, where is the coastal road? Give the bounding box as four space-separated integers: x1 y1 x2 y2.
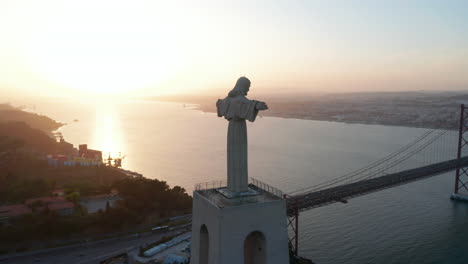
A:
0 230 182 264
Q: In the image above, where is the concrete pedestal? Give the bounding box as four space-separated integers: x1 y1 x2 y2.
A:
191 188 289 264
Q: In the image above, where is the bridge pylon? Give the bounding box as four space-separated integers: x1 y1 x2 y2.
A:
285 195 300 256
452 104 468 201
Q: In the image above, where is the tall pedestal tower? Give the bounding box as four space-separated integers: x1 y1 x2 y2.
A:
191 77 290 264
191 181 289 264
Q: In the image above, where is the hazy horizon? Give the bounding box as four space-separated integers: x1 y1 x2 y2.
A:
1 0 467 99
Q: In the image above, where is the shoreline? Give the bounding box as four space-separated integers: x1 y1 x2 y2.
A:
147 91 466 131
173 101 457 131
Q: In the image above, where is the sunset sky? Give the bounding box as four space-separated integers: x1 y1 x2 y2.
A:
1 0 467 98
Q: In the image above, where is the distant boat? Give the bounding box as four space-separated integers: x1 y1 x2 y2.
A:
73 119 79 122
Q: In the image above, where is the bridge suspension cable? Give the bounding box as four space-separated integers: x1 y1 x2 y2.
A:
286 129 451 196
356 130 448 182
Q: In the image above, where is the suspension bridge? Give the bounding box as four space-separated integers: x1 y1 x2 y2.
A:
283 104 468 256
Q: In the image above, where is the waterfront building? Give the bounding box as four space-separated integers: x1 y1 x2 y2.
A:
25 196 75 216
0 204 32 224
78 144 103 161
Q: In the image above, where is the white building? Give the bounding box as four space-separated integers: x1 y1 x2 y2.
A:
191 180 290 264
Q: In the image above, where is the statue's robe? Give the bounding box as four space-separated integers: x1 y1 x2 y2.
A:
216 96 260 193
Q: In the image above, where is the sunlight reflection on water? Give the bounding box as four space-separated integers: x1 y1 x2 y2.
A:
91 103 126 163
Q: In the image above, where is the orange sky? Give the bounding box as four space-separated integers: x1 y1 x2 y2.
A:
1 0 467 98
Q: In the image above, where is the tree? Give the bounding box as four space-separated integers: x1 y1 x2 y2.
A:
66 191 80 204
105 201 111 213
113 177 192 215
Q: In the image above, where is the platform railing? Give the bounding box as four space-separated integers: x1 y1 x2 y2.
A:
194 178 283 198
249 177 284 198
194 180 226 191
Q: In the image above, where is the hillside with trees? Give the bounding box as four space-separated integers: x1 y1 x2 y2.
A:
0 104 193 253
0 103 62 133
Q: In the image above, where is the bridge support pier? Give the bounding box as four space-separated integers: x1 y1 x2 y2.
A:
287 208 299 256
285 193 300 257
452 104 468 201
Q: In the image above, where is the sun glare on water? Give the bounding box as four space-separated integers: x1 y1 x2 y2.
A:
92 102 125 162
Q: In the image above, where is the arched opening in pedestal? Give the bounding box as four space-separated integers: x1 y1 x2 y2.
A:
199 224 209 264
244 231 266 264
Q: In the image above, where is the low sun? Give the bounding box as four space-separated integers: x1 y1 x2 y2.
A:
29 33 179 95
25 1 182 96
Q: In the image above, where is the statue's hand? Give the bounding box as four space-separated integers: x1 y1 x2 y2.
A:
256 101 268 110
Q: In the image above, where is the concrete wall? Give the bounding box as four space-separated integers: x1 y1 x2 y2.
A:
191 191 289 264
191 192 222 264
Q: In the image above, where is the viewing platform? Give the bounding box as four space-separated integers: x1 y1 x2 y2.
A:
194 178 284 208
191 177 290 264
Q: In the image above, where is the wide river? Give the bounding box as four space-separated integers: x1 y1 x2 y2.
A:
28 98 468 263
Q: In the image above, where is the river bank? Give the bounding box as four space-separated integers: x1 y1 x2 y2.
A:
148 91 468 130
0 103 192 255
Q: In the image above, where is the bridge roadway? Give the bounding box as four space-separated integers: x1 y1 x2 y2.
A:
286 156 468 216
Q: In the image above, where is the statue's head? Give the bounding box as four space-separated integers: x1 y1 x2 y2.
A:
228 77 250 97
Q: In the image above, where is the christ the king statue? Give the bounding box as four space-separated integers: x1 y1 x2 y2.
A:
216 77 268 193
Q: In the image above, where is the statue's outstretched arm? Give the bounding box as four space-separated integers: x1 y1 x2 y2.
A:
255 101 268 111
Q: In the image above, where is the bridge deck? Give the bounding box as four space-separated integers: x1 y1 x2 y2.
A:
286 156 468 216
